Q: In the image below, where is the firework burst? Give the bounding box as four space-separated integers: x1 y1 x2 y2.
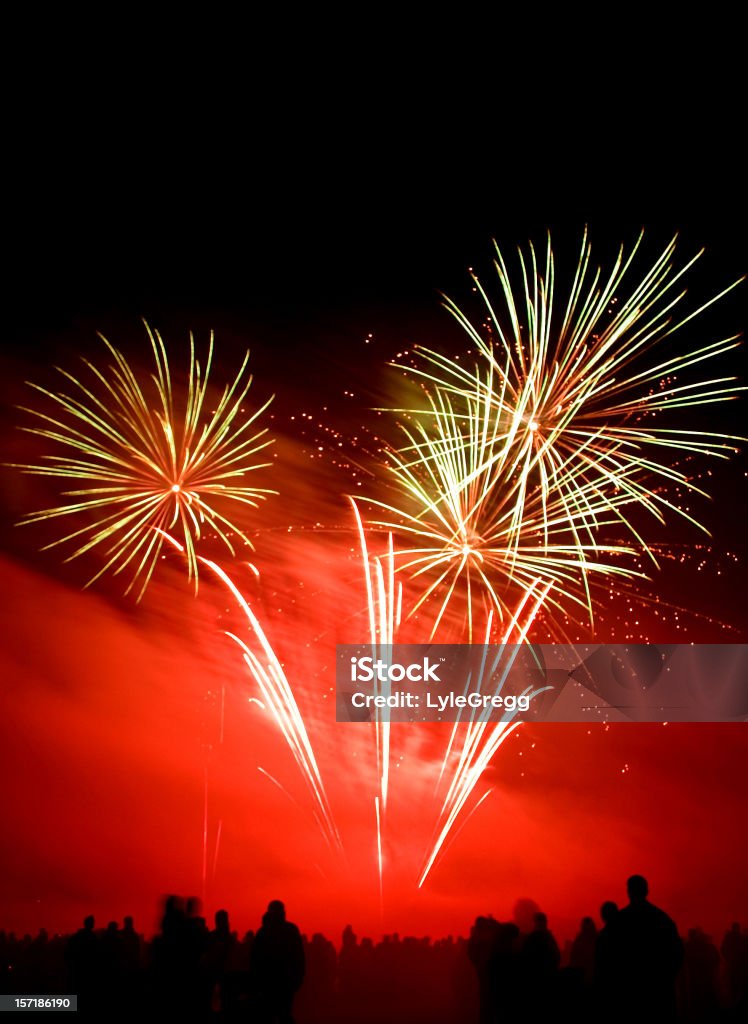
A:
372 231 744 635
365 377 645 638
13 323 275 599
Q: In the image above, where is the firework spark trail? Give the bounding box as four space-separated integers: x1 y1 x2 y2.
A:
202 763 209 900
158 532 228 897
350 498 403 901
425 787 494 866
212 820 223 882
435 584 543 790
418 583 552 888
355 459 558 891
372 233 744 637
375 796 384 915
352 496 552 895
12 323 276 599
197 555 342 852
257 765 321 819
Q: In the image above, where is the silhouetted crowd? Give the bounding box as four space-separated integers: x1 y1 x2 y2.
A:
1 877 747 1021
468 876 747 1023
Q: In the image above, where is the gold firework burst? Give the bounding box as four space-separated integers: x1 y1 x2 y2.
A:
370 231 744 634
14 322 275 598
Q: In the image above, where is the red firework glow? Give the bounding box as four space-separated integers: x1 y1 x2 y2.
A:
0 538 746 943
1 421 747 946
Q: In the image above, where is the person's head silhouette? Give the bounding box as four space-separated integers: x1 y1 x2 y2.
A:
600 901 618 925
267 900 286 921
626 874 649 904
186 897 202 919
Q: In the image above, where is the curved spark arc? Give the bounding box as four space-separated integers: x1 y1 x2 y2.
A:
198 555 342 853
13 323 276 599
419 585 552 889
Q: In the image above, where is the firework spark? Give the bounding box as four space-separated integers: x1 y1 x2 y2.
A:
350 500 553 891
372 231 744 635
350 498 403 900
419 592 550 888
13 323 275 599
199 555 342 853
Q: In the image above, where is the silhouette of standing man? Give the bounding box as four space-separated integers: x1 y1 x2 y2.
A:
521 911 560 1016
65 914 99 1008
252 900 305 1024
617 875 683 1023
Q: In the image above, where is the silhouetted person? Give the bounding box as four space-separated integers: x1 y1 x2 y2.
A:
558 914 597 1019
121 915 141 1001
151 895 191 1016
100 921 122 991
521 912 560 1016
305 932 336 1002
721 921 748 1010
114 916 141 1013
593 901 621 1019
617 875 683 1023
241 928 255 967
205 909 240 1016
489 922 520 1021
570 916 597 985
682 927 720 1022
251 900 305 1024
65 915 100 1011
512 898 541 937
338 924 359 1000
119 916 141 974
358 937 376 1000
468 915 501 1023
183 896 211 1014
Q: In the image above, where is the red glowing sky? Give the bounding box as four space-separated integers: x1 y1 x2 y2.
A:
1 434 746 944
